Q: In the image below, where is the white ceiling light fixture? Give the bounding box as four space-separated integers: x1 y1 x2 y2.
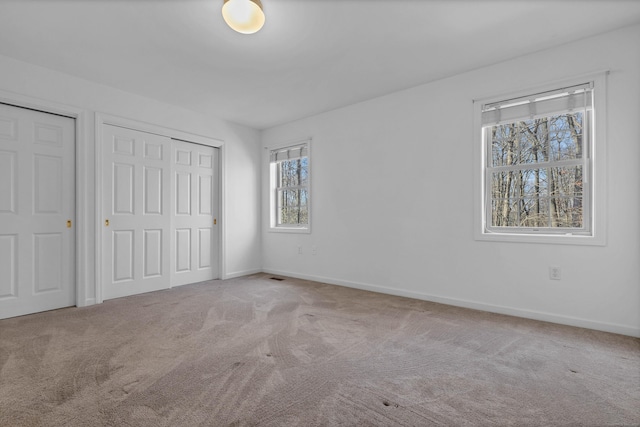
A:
222 0 265 34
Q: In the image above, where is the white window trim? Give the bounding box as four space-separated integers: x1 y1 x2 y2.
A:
473 72 607 246
268 139 311 234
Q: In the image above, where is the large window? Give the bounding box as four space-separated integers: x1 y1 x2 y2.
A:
269 141 310 232
474 76 606 244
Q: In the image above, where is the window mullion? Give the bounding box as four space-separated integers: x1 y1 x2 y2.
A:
489 159 583 173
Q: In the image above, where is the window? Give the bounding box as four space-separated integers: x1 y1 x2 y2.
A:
269 140 310 232
474 75 607 245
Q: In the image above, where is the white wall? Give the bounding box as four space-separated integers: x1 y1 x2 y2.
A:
0 54 262 304
261 24 640 337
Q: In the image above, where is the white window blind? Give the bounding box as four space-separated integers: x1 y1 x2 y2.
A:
481 83 593 127
270 144 309 162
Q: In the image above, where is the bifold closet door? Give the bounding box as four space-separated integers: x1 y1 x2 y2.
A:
171 140 219 286
0 103 75 319
102 125 171 300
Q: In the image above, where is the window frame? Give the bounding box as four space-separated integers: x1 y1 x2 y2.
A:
473 73 607 245
268 139 311 234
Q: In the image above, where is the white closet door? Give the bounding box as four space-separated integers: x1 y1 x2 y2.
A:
171 140 219 286
0 103 75 319
102 125 171 300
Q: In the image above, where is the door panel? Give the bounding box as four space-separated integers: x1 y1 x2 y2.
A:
102 125 171 299
198 228 212 269
176 172 191 214
0 234 17 298
199 175 212 214
34 154 63 213
0 151 17 213
171 140 219 286
0 103 75 319
143 229 163 278
114 163 134 214
144 167 163 214
175 229 191 272
34 233 63 293
113 230 134 282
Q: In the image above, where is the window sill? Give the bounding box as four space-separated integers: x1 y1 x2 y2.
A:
269 226 311 234
475 230 605 246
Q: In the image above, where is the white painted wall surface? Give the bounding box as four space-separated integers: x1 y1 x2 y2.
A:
262 24 640 337
0 54 262 304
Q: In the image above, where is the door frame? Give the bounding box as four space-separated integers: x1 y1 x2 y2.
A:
94 113 225 304
0 90 88 307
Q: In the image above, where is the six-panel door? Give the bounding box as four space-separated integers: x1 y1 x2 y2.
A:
0 103 75 319
0 115 219 316
102 125 219 301
102 125 172 300
171 140 219 286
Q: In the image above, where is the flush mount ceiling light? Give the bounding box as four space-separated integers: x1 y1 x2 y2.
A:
222 0 265 34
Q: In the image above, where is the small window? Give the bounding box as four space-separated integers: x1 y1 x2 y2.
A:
269 140 310 232
474 75 607 245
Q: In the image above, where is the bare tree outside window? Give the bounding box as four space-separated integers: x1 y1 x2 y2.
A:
480 82 593 235
277 157 309 225
269 141 310 231
490 113 584 228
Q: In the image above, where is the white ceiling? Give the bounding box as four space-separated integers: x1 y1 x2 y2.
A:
1 0 639 130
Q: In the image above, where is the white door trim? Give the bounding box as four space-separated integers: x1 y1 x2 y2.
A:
94 113 225 304
0 89 89 307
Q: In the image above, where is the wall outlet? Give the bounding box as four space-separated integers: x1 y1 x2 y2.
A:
298 246 303 255
549 267 562 280
312 246 317 255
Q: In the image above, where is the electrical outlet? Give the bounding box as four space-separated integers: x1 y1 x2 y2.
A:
298 246 303 255
549 267 562 280
312 246 317 255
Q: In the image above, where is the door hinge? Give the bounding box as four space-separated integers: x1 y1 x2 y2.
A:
66 220 72 228
105 219 110 227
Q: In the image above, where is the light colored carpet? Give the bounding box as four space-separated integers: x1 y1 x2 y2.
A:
1 273 638 426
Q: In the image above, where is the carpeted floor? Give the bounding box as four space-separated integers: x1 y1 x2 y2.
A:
1 273 638 426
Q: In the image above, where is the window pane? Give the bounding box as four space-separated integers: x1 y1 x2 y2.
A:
549 113 583 161
491 113 584 166
279 207 297 225
299 206 308 224
278 157 309 187
299 189 308 207
491 124 519 167
521 168 548 198
278 207 309 225
517 119 548 165
549 166 583 197
519 198 550 227
300 157 309 185
552 197 583 228
491 171 519 200
491 198 518 227
279 160 297 187
278 189 308 208
491 119 554 167
489 160 584 230
277 189 309 225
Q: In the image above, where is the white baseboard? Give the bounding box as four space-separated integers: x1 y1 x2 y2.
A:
263 268 640 338
223 268 263 280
